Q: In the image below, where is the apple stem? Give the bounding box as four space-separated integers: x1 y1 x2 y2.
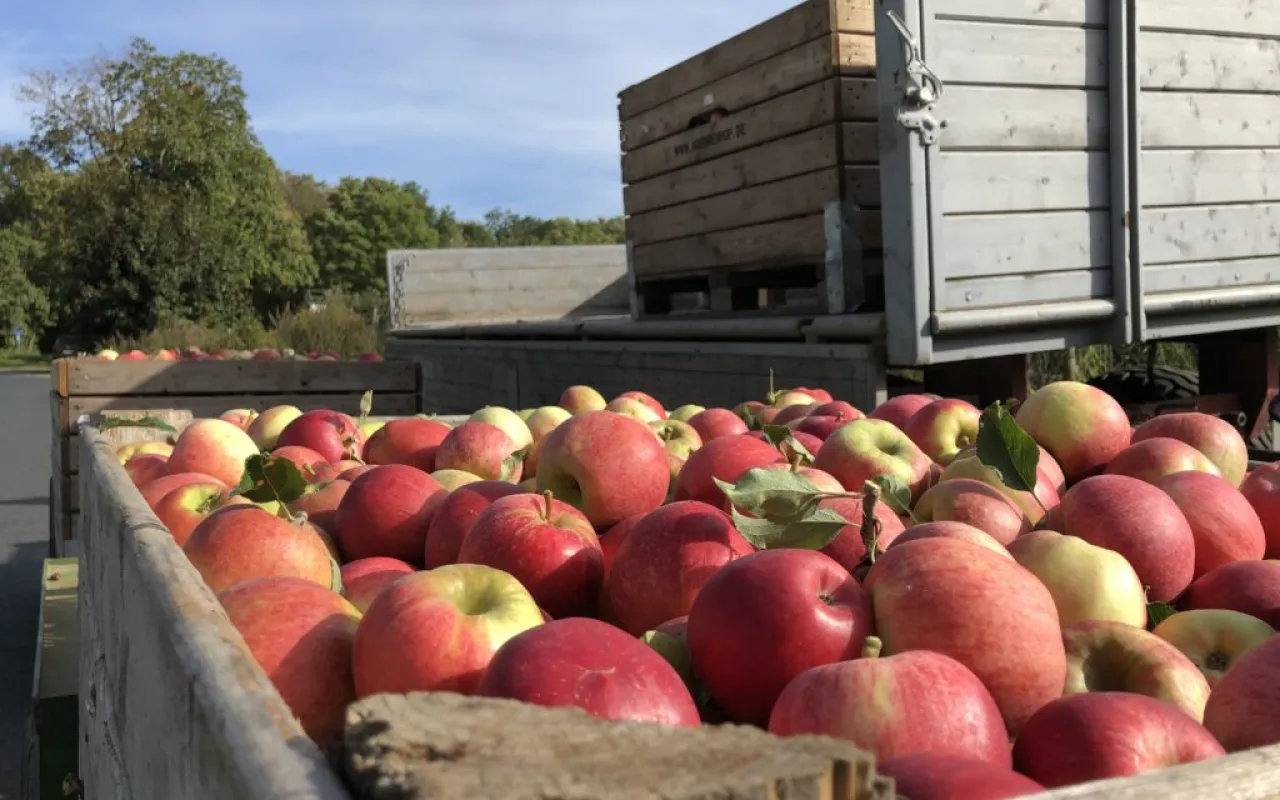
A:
541 490 554 521
861 636 883 659
859 482 883 565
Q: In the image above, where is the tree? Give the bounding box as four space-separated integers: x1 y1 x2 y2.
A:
18 38 316 341
482 209 624 246
278 170 331 220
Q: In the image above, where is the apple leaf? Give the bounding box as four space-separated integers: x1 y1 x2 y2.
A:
976 401 1041 495
330 556 345 596
98 415 178 434
729 505 850 551
501 445 532 483
359 389 374 419
231 454 309 505
760 424 792 448
783 434 817 465
713 467 826 522
1146 600 1177 630
869 474 913 516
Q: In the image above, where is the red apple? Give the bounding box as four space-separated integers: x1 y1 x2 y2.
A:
1056 474 1196 602
286 479 351 537
339 557 416 613
1158 470 1266 578
167 418 261 488
814 495 907 572
352 563 544 697
458 492 603 619
605 396 663 424
339 464 376 481
1105 437 1222 485
218 576 361 744
686 408 749 443
596 512 647 622
1133 411 1249 487
788 414 853 442
535 411 670 529
867 537 1066 733
423 480 526 568
1014 380 1132 484
911 478 1028 545
270 445 330 478
363 417 452 472
769 636 1010 766
615 390 667 420
335 464 447 565
687 549 872 726
152 481 251 547
903 398 981 466
888 521 1011 558
306 459 363 484
606 501 754 635
1180 560 1280 628
868 394 936 430
124 453 170 488
1239 463 1280 557
140 471 227 510
1013 692 1225 788
808 400 864 421
939 450 1061 525
771 403 815 427
673 434 786 508
218 408 258 431
745 429 825 461
357 352 383 362
477 617 699 727
434 422 522 482
558 384 607 415
813 419 936 501
875 754 1045 800
1203 633 1280 752
184 505 336 594
276 409 362 463
246 404 304 451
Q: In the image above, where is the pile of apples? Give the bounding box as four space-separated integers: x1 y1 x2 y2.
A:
91 347 383 362
114 380 1280 797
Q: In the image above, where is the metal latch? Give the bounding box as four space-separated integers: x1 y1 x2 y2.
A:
885 10 946 145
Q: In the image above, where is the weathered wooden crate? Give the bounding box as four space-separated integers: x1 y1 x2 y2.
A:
618 0 880 319
49 358 420 557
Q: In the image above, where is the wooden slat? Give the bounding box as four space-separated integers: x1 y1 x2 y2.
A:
940 152 1108 214
943 87 1108 151
942 269 1112 310
622 78 877 184
1138 0 1280 37
621 32 874 152
1143 93 1280 149
942 211 1110 279
1142 32 1280 92
55 359 417 397
1142 203 1280 265
934 0 1106 26
1034 742 1280 798
397 283 629 324
1144 150 1280 207
934 20 1104 88
1144 256 1280 294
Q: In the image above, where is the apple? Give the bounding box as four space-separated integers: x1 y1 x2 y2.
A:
116 441 174 464
1158 470 1266 578
352 563 544 697
477 617 699 727
605 396 663 424
123 453 171 489
770 403 815 427
357 352 382 362
458 492 603 619
686 408 748 443
643 615 697 692
306 459 363 484
1105 437 1222 485
434 422 522 483
771 391 819 410
1180 560 1280 628
468 406 534 451
218 576 361 744
1055 474 1195 602
339 464 376 481
911 478 1029 545
558 384 607 415
1239 463 1280 557
270 445 330 477
96 349 119 360
1152 609 1276 689
903 398 981 466
808 400 864 421
535 411 669 529
335 464 448 565
1014 380 1132 484
888 521 1011 558
606 501 754 635
687 549 872 726
524 406 572 443
286 478 351 537
1203 632 1280 752
867 393 936 430
615 390 667 419
814 495 907 572
218 408 258 432
167 418 261 488
874 754 1045 800
1062 620 1211 722
1013 692 1225 788
1006 530 1148 628
246 405 303 451
745 429 824 461
732 400 766 427
424 480 526 568
1133 411 1249 487
363 417 452 473
939 450 1060 524
673 434 785 507
812 419 936 501
649 419 703 461
118 350 148 361
251 347 281 360
276 409 362 463
769 636 1010 766
669 404 705 423
184 505 336 594
425 469 479 491
339 557 416 613
866 537 1066 733
152 481 251 547
140 471 227 510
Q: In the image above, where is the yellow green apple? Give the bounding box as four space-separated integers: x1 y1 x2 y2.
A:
469 406 533 451
1152 609 1276 688
1007 530 1147 628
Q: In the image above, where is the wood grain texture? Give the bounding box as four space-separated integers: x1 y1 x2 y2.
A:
942 211 1110 279
54 359 418 397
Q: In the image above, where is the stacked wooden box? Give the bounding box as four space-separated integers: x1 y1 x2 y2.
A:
48 358 420 557
619 0 882 319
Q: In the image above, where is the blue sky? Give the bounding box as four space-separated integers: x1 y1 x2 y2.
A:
1 0 793 220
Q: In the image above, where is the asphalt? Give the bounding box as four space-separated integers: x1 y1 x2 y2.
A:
0 373 52 799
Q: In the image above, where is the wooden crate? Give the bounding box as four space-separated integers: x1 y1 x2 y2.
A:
49 358 421 557
618 0 880 319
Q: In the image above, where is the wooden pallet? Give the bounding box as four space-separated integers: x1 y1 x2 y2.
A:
618 0 881 320
48 358 421 557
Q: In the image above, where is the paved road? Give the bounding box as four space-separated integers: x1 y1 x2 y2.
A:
0 374 52 800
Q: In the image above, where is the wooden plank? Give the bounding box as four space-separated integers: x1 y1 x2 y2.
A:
942 269 1111 310
56 359 417 397
934 0 1106 26
621 32 875 152
934 20 1104 88
390 244 627 274
630 212 884 280
627 167 874 246
940 152 1108 214
1143 150 1280 207
942 210 1110 278
1142 203 1280 265
1035 743 1280 798
399 265 625 297
1142 93 1280 149
943 87 1107 151
1144 255 1280 294
36 558 80 700
1142 32 1280 92
1137 0 1280 38
397 283 629 323
77 426 352 800
622 78 877 184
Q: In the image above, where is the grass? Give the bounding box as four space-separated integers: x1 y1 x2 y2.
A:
0 347 51 370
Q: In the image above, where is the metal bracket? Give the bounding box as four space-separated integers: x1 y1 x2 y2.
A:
389 257 409 330
885 10 946 145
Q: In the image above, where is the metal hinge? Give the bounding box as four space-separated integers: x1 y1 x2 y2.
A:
885 10 946 145
389 258 408 330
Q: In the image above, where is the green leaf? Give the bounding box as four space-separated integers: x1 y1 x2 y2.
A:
98 415 178 434
729 505 851 551
641 630 694 684
976 402 1041 495
713 467 826 522
784 434 816 465
869 474 913 516
358 390 374 422
230 454 309 505
500 445 531 483
330 556 345 596
760 424 792 448
1146 601 1177 630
